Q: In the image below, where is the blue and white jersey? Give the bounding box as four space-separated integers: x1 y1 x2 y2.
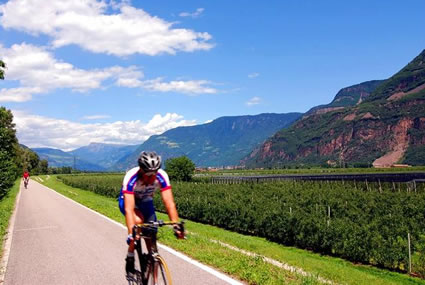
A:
121 167 171 201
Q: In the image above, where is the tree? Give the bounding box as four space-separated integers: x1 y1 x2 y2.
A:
0 60 5 80
17 147 40 172
0 106 19 197
165 156 195 182
0 107 17 154
38 159 49 174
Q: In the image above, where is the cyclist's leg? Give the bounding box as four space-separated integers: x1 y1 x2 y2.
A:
128 210 144 253
120 205 144 278
138 199 166 284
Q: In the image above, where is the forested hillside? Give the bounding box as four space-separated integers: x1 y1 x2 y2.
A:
114 113 302 169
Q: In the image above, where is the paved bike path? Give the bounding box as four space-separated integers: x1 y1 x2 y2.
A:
4 180 244 285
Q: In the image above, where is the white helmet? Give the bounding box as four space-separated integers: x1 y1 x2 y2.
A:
138 151 161 172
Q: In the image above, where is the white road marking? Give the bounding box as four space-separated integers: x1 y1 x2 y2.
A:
14 226 58 232
157 243 244 285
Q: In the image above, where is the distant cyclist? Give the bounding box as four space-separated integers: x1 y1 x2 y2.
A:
23 170 30 188
118 151 184 276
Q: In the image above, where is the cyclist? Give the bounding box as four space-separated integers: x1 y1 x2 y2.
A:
23 170 30 188
118 151 184 276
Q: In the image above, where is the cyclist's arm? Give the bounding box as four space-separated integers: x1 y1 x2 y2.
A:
124 193 136 234
160 189 179 223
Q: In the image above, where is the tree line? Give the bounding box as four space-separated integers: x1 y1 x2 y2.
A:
0 106 51 198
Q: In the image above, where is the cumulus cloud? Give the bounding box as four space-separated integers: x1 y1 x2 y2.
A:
248 72 259 78
82 114 111 120
0 43 216 101
0 43 120 93
179 8 204 18
0 0 213 56
0 43 143 100
13 110 196 151
141 78 217 95
0 86 42 102
246 96 261 106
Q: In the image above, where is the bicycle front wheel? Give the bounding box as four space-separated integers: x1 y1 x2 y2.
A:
146 255 172 285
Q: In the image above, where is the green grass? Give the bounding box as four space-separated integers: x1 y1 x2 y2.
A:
34 175 425 285
0 179 20 259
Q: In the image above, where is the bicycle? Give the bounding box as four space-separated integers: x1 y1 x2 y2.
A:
126 220 184 285
23 179 29 189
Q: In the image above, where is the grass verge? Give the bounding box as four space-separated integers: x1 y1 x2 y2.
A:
0 179 20 259
35 175 425 285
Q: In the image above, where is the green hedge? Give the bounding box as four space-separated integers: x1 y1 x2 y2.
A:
58 174 122 198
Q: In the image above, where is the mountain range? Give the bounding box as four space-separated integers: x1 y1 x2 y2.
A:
114 113 302 170
31 49 425 170
33 143 138 171
31 113 301 171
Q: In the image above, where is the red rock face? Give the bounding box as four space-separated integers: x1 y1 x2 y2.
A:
249 98 425 166
256 115 424 165
255 141 274 159
372 118 414 167
317 132 350 156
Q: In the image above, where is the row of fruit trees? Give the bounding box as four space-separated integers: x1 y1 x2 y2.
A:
58 174 425 277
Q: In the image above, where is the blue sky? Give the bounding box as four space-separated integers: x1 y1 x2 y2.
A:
1 0 424 150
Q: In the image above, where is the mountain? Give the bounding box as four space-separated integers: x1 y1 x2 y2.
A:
69 143 138 170
114 113 302 169
33 148 106 171
245 49 425 167
305 80 385 117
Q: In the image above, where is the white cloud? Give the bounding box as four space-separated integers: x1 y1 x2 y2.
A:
82 115 111 120
248 72 259 78
179 8 205 18
0 0 213 56
246 96 261 106
0 43 144 101
0 43 216 101
13 110 197 151
0 43 114 91
141 78 217 95
0 86 42 102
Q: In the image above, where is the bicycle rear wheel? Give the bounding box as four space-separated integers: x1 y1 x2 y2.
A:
146 255 172 285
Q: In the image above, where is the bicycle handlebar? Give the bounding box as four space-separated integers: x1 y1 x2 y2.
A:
135 220 184 228
133 220 185 240
135 220 184 227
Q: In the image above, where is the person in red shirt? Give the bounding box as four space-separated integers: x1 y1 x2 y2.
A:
23 170 30 188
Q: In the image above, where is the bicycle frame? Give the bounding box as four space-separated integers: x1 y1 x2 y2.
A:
129 221 182 285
